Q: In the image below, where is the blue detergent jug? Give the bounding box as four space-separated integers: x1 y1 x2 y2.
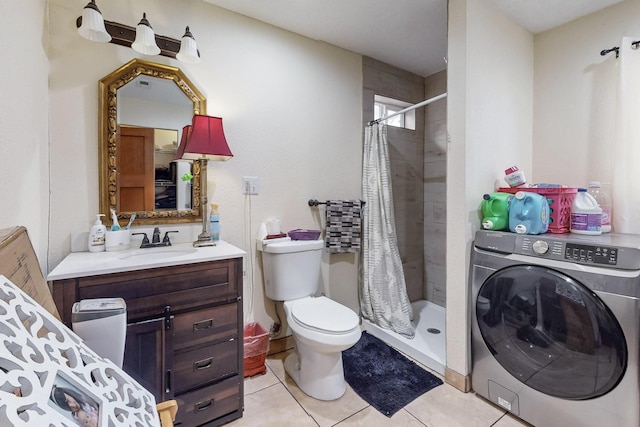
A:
508 191 550 235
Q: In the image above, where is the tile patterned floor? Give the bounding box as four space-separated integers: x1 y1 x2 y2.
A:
226 349 532 427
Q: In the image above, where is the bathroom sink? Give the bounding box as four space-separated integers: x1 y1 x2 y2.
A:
119 248 198 262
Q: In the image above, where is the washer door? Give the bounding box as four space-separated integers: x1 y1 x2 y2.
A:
476 265 627 400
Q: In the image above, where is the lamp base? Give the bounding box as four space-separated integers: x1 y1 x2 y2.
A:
193 231 216 247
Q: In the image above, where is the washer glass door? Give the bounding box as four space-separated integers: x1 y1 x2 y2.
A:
476 265 627 400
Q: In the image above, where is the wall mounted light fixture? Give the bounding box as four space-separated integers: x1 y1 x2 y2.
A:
76 0 200 63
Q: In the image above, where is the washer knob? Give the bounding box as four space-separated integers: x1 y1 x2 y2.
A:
532 240 549 254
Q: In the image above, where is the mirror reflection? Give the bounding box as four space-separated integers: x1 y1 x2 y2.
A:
99 59 206 225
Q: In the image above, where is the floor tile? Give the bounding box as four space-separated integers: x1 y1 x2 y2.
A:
404 383 505 427
226 382 318 427
268 350 370 427
493 412 534 427
235 348 533 427
286 377 369 427
336 406 426 426
243 364 279 395
264 350 289 382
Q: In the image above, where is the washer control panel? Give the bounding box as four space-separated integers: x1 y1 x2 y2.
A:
474 230 640 270
564 243 617 266
517 237 617 265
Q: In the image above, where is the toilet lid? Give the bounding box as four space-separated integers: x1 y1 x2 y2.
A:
291 297 359 333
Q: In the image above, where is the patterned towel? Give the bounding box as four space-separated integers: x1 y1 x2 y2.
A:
325 200 362 253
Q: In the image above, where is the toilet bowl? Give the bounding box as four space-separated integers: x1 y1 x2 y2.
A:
257 236 362 401
283 296 361 400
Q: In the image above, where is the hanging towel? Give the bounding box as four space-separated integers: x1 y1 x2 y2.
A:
325 200 362 253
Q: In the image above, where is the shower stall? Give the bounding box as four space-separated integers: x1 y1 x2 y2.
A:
361 58 447 375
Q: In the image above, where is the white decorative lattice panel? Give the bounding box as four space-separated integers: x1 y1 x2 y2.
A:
0 275 159 427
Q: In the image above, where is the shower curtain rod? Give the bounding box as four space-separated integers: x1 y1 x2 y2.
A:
368 92 448 126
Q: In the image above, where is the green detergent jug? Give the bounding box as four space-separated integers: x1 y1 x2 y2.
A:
481 192 512 231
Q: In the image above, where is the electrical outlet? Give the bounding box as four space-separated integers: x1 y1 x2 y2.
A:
242 176 259 195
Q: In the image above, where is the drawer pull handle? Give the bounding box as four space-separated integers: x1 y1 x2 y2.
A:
195 399 214 411
194 357 213 371
193 318 214 331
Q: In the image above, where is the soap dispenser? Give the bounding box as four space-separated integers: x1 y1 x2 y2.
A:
88 214 107 253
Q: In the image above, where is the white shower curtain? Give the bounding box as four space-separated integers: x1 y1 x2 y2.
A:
612 37 640 233
360 123 414 338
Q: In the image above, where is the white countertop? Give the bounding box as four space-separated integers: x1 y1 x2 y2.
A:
47 241 246 281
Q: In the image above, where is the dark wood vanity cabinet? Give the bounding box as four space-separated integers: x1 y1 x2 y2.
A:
51 257 244 427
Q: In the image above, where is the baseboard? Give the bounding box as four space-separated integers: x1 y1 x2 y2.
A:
445 367 471 392
267 335 295 355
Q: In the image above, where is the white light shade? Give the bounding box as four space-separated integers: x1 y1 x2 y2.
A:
131 13 160 56
176 27 200 64
78 1 111 43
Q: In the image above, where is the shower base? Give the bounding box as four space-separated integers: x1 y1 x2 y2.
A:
361 299 446 375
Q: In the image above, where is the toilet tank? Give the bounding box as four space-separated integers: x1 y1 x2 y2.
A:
261 239 323 301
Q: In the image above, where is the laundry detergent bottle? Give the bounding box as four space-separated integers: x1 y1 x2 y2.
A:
481 193 512 231
508 191 550 235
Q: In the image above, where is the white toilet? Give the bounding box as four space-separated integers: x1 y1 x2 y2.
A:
259 238 361 400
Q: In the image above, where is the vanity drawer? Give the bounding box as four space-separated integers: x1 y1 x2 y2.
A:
173 339 238 393
174 376 241 427
70 258 240 322
173 303 238 350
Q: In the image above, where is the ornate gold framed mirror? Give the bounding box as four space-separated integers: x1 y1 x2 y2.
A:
99 59 206 225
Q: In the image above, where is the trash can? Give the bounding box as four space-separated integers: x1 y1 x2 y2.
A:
244 322 270 377
72 298 127 368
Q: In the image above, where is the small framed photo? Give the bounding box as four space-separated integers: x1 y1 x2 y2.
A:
48 371 103 427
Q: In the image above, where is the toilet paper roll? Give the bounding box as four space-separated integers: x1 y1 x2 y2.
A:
267 219 281 235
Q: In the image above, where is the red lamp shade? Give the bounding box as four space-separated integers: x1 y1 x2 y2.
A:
173 124 192 161
181 115 233 161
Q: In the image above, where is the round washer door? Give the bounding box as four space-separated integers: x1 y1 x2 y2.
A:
476 265 627 400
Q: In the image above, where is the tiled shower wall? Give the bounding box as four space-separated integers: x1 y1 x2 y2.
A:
424 70 447 308
362 58 447 308
362 57 426 302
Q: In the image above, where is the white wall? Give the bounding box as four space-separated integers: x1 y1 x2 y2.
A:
447 0 533 377
47 0 362 332
534 0 640 187
0 1 50 273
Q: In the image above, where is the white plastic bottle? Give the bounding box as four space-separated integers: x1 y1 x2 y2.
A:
588 181 612 233
504 166 527 187
88 214 107 252
570 189 602 235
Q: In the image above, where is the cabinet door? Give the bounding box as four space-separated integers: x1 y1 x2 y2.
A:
124 316 174 402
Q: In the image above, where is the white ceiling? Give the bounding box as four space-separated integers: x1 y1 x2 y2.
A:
203 0 623 77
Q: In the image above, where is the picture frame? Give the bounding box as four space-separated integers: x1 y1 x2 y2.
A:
48 371 104 427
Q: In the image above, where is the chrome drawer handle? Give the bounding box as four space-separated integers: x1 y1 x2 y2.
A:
193 318 214 332
194 357 213 371
195 398 214 411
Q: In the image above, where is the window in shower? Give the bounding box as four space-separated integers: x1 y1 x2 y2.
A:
374 95 416 130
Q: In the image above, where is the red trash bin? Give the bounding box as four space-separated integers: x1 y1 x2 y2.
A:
243 322 270 377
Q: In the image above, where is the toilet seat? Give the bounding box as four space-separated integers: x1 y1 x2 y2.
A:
290 297 359 334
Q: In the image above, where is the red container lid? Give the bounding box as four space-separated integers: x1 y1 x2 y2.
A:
505 166 519 175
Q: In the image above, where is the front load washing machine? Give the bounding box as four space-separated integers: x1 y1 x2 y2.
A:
471 230 640 427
